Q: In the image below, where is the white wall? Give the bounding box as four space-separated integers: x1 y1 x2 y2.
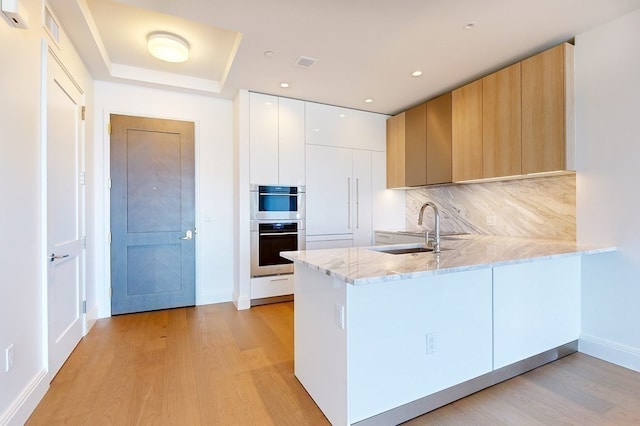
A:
575 8 640 372
92 82 235 317
0 0 94 423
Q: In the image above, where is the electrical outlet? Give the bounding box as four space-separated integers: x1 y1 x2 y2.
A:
426 332 437 355
6 344 14 372
485 215 497 227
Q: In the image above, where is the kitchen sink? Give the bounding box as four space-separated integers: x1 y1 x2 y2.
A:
371 245 434 255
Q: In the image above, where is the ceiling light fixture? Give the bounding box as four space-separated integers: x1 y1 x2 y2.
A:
364 98 373 103
147 32 190 63
280 82 290 88
264 50 275 58
412 70 423 77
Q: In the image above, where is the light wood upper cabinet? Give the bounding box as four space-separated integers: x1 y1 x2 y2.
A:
452 80 483 182
386 103 427 188
386 97 452 188
426 93 452 185
482 62 522 178
521 43 574 173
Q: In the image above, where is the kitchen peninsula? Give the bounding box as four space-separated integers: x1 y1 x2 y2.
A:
282 236 614 425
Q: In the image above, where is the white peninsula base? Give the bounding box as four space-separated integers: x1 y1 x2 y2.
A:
293 255 582 425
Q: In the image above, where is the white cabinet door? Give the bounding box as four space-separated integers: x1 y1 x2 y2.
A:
493 256 581 370
305 101 388 151
306 144 353 235
249 92 279 184
278 97 305 185
353 150 372 246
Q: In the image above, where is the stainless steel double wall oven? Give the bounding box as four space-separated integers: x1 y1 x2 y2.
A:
250 185 305 277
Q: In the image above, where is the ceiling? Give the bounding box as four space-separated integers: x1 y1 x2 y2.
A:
48 0 640 115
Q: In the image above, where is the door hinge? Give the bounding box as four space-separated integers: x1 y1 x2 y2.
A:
108 232 112 244
81 106 86 121
107 122 111 135
82 300 87 314
109 287 112 298
81 235 87 249
108 178 112 189
80 171 86 186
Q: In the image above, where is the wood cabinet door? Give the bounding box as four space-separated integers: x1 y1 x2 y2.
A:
521 43 568 174
452 80 483 181
426 92 452 184
482 62 522 178
386 112 406 188
404 103 427 186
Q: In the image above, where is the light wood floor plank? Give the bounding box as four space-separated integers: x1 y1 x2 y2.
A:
27 302 640 425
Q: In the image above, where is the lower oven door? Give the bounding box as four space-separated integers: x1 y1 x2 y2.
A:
250 221 305 277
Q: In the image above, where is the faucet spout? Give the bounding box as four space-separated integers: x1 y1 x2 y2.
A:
417 202 441 253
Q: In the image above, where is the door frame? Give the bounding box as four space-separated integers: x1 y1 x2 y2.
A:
40 42 87 370
101 110 201 317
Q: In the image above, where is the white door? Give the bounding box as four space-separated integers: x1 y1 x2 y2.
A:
46 49 84 379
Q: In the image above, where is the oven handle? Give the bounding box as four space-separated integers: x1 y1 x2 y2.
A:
259 193 299 196
258 232 299 236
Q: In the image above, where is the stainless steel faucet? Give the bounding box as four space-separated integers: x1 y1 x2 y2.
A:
418 202 441 253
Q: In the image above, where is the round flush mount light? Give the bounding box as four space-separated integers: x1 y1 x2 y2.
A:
412 70 423 77
463 21 477 30
147 32 190 63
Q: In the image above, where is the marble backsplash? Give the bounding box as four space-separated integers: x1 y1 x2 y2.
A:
405 174 576 240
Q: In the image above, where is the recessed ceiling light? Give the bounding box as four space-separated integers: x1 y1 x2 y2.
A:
412 70 423 77
264 50 275 57
280 82 290 88
463 21 477 30
364 98 373 103
147 32 189 63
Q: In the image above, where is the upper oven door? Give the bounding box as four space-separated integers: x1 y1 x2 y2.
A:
250 185 305 220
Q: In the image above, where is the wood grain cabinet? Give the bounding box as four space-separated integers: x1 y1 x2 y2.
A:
450 42 575 182
452 80 483 181
386 94 452 188
482 62 522 178
521 42 574 173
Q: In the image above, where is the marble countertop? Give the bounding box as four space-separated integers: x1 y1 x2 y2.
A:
281 235 615 285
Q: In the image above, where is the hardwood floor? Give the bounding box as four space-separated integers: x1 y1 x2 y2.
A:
28 302 640 425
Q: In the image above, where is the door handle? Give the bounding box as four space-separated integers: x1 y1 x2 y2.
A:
179 230 193 240
50 253 69 262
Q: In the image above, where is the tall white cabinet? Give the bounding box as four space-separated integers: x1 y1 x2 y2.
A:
305 102 390 249
249 93 305 185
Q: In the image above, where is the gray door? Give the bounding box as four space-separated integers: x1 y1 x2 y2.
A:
110 114 195 315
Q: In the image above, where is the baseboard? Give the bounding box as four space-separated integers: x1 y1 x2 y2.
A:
0 369 49 426
84 303 99 335
196 289 233 306
579 334 640 373
232 289 251 310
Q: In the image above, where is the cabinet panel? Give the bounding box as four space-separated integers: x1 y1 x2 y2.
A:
306 101 386 151
404 103 427 186
353 150 372 246
386 112 406 188
521 43 568 174
426 93 452 184
306 144 353 235
278 97 305 185
493 257 580 370
452 80 483 181
249 93 279 184
482 63 522 178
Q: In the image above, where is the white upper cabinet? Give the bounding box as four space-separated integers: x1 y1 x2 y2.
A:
305 101 387 151
249 92 305 185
